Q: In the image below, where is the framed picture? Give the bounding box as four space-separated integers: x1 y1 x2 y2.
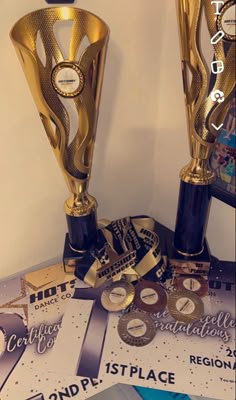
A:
210 97 236 208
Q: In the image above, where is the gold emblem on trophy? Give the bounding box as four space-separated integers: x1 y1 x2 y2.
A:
10 8 109 257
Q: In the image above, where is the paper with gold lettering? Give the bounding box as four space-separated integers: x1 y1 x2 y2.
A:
0 264 111 400
49 260 236 400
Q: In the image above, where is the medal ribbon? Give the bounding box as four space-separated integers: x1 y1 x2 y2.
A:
75 215 166 287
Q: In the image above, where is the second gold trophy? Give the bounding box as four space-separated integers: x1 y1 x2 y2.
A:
174 0 235 256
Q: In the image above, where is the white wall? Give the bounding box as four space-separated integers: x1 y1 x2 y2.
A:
0 0 235 279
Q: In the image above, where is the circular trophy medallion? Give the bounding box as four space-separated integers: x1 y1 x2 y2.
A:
173 275 209 297
51 62 84 97
217 1 236 41
118 311 156 347
167 290 204 324
134 280 167 313
101 280 135 312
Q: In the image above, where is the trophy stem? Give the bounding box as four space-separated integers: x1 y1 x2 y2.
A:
66 211 98 253
174 180 211 256
179 157 215 185
64 192 98 252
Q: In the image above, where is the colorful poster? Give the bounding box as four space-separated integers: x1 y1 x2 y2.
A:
210 97 236 207
0 264 111 400
49 260 236 400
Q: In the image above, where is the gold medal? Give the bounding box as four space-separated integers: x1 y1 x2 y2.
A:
167 290 204 323
134 280 167 313
100 280 135 312
118 311 156 347
173 275 208 297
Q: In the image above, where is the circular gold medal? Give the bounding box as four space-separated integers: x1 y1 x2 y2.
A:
173 275 208 297
118 311 156 347
217 1 236 41
101 280 135 312
51 62 84 97
167 290 204 324
134 280 167 313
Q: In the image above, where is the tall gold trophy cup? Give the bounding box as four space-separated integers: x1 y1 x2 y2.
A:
174 0 235 256
11 8 109 257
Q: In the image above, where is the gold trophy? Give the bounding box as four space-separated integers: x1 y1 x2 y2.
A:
10 8 109 258
174 0 235 256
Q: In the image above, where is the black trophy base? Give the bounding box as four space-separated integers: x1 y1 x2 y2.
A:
168 236 211 277
63 219 212 278
63 233 85 274
66 210 97 253
46 1 74 4
174 181 211 256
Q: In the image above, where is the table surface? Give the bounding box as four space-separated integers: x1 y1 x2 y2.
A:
0 221 235 400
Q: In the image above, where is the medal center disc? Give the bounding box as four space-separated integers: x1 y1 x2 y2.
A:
52 63 84 97
56 68 80 93
221 5 236 37
140 288 158 305
176 297 195 315
183 278 201 292
109 287 127 304
127 318 147 338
